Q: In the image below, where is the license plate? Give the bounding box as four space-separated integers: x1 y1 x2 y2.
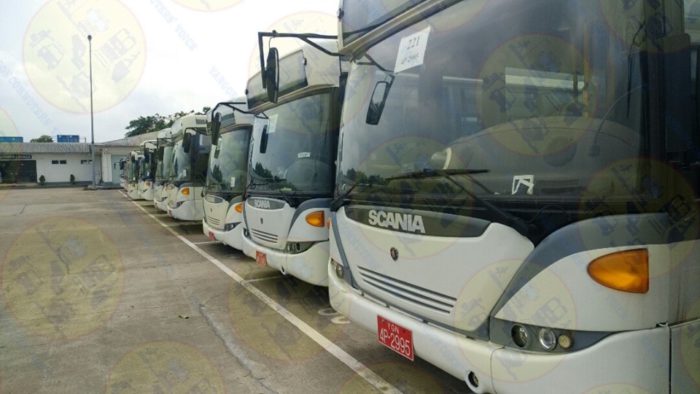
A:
208 231 216 241
255 251 267 267
377 316 414 361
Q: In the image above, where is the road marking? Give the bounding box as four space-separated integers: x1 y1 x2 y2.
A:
241 276 284 284
121 192 400 393
193 240 221 246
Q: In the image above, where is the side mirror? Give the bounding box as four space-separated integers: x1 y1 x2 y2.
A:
119 161 125 170
183 133 193 153
198 134 212 155
259 125 269 154
265 48 280 103
366 79 393 125
131 156 136 164
211 113 221 145
158 147 165 161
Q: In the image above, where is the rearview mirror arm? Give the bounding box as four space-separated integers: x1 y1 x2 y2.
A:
258 31 341 89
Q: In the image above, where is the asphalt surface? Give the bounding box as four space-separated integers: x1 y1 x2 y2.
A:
0 188 467 393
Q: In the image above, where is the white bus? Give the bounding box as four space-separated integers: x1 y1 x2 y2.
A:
329 1 700 392
126 150 143 200
137 140 157 201
202 100 254 250
165 114 210 221
242 41 345 286
119 158 128 189
153 128 173 211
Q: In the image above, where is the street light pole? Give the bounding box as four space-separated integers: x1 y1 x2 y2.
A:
88 34 96 188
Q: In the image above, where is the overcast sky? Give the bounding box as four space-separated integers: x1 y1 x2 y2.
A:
0 0 337 143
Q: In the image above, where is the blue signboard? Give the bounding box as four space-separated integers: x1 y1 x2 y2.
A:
57 134 80 143
0 136 23 143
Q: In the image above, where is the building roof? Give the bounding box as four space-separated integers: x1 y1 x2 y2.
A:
0 143 91 154
0 131 161 155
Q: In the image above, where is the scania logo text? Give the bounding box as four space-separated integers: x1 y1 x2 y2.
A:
367 210 426 234
253 199 272 209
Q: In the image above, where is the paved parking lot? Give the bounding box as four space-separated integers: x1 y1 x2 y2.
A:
0 188 466 393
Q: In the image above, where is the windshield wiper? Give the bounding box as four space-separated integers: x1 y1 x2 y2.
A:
386 168 531 236
331 181 374 210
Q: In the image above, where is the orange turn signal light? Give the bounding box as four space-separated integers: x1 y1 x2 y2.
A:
587 249 649 294
234 203 243 213
181 187 190 196
306 211 325 228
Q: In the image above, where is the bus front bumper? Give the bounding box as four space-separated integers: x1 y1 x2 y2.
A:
221 224 244 251
201 221 245 251
328 267 670 393
155 197 169 212
242 235 329 286
168 200 201 221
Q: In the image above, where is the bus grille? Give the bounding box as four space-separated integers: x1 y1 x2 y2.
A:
207 216 220 226
358 267 456 314
251 229 278 243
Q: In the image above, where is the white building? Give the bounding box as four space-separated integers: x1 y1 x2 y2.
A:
0 132 158 186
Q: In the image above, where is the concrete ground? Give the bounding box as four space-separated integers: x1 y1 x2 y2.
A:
0 188 467 393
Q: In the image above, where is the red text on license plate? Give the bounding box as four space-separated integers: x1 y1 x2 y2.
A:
208 231 216 241
377 316 414 361
255 251 267 267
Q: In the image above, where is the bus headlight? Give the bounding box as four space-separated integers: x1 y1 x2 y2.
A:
511 325 530 348
331 259 344 279
491 319 582 353
538 328 557 351
224 223 239 232
284 241 315 254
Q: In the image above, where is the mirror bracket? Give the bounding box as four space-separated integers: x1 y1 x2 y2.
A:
257 31 342 90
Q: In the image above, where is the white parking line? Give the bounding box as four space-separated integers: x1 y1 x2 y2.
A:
121 192 400 393
193 240 221 246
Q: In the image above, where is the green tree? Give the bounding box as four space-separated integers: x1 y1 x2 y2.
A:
31 135 54 142
125 110 202 138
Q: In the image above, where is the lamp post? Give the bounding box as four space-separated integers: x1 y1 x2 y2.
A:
88 34 96 188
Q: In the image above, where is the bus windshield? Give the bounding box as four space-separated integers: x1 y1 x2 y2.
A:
206 127 251 194
172 140 191 183
338 0 660 209
248 92 336 196
158 145 174 182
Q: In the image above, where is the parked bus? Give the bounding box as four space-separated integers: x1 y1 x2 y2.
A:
202 100 254 250
119 158 128 189
137 140 157 201
154 128 174 212
165 114 210 221
242 41 346 286
126 150 143 200
329 1 700 392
